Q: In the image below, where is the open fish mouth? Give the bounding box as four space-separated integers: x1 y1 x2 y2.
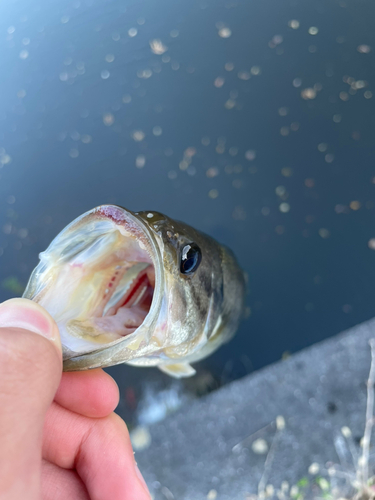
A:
23 205 163 360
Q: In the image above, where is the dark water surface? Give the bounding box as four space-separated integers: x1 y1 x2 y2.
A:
1 0 375 411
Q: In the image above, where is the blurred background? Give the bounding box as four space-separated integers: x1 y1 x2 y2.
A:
0 0 375 426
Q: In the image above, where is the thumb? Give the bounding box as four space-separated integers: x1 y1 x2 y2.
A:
0 298 62 500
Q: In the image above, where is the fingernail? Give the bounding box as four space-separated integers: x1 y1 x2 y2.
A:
0 298 61 352
135 463 150 497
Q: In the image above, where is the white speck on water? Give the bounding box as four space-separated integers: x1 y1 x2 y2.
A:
103 113 114 126
101 70 110 79
131 130 145 141
105 54 115 63
279 202 290 213
252 438 268 454
368 238 375 250
358 44 371 53
225 99 236 109
147 213 154 218
81 134 92 144
170 29 179 38
19 50 29 59
209 189 219 199
128 28 138 37
301 88 316 100
69 148 79 158
276 415 286 430
319 228 330 238
136 155 146 168
22 37 30 45
293 78 302 88
214 76 225 87
308 26 319 35
150 39 167 55
288 19 300 29
207 490 217 500
218 27 232 38
245 150 256 161
18 228 28 239
238 71 250 80
137 68 152 79
275 185 286 196
152 126 162 136
61 15 70 24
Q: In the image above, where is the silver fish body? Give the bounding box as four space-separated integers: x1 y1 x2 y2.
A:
23 205 245 377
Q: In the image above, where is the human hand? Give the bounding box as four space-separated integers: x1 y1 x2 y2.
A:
0 298 151 500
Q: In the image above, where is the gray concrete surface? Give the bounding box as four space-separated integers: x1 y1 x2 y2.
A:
136 318 375 500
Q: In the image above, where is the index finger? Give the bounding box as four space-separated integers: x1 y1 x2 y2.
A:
54 369 119 418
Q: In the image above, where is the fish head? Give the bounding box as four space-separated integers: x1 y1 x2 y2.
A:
23 205 245 372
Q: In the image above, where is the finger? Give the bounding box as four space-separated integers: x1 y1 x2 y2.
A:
43 402 150 500
54 369 119 417
0 298 62 500
42 460 89 500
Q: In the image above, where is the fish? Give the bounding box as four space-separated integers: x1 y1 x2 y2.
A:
23 205 246 378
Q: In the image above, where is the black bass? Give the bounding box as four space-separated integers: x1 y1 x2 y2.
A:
23 205 245 378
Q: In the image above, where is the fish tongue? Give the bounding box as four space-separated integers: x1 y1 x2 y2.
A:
93 305 147 337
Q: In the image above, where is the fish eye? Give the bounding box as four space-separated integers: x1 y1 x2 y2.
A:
180 243 202 275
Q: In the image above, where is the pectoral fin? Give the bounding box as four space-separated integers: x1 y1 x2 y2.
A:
158 362 196 378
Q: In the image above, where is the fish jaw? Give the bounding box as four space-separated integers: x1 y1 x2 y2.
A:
23 205 165 366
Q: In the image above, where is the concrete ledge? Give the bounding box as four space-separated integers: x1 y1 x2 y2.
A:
136 318 375 499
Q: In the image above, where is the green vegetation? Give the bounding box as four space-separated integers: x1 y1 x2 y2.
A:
1 276 25 296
